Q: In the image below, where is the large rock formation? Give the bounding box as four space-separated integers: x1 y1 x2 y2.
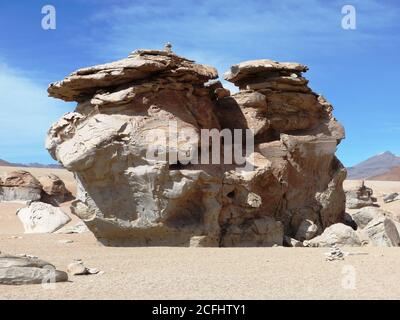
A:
46 48 346 247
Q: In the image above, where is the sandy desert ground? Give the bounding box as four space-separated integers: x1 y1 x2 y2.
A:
1 166 400 300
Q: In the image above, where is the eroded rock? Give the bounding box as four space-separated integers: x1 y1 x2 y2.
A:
345 181 377 209
0 254 68 285
45 47 346 247
0 170 42 203
304 223 361 247
361 216 400 247
38 174 73 205
16 202 71 233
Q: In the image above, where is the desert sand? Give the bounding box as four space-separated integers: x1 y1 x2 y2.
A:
1 166 400 300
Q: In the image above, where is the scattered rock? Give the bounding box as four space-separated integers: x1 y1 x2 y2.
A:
360 216 400 247
0 253 67 285
304 223 361 247
350 207 388 229
16 202 71 233
0 170 42 203
55 221 89 234
67 260 101 275
383 192 399 203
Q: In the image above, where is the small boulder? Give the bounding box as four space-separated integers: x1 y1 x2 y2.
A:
17 202 71 233
350 207 387 229
0 170 42 203
361 216 400 247
67 260 101 276
38 174 73 205
0 254 67 285
383 193 399 203
304 223 361 247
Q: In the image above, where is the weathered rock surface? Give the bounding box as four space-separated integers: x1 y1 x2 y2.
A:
0 254 68 285
0 170 42 203
17 202 71 233
360 216 400 247
347 207 400 247
304 223 361 247
38 174 73 204
46 47 346 246
350 207 388 229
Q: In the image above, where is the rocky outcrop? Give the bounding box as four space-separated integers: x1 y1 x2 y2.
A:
0 171 42 203
16 202 71 233
46 48 346 247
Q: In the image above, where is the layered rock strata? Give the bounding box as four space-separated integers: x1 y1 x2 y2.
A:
46 49 346 247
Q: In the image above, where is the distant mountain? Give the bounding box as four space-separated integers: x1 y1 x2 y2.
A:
0 158 62 169
0 159 11 166
347 151 400 180
369 166 400 181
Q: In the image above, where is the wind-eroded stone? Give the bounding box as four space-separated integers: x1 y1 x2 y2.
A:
46 48 346 247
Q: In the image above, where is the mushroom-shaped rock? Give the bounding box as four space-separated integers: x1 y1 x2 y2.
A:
45 48 346 247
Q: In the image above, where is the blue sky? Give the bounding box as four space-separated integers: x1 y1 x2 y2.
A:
0 0 399 166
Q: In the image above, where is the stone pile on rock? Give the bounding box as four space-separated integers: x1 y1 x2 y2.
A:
345 181 377 209
325 245 345 261
46 47 347 247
